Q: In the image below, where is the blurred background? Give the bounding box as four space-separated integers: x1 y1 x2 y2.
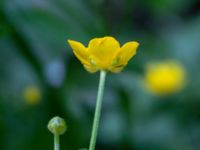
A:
1 0 200 150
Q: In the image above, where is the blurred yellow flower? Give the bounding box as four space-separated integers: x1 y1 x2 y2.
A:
23 86 41 105
145 60 186 95
68 36 139 73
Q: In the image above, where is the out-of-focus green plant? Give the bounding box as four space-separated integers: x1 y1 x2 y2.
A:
1 0 200 150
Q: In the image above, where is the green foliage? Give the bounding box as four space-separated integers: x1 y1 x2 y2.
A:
1 0 200 150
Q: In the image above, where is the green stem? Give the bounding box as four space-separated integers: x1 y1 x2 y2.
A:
89 70 107 150
54 134 60 150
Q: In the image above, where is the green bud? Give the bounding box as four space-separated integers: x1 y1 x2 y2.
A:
47 116 67 135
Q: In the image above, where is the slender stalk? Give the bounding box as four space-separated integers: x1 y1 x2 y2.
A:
54 134 60 150
89 70 107 150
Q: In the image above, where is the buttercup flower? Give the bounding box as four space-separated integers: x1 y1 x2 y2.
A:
68 36 139 73
145 60 186 95
23 86 41 105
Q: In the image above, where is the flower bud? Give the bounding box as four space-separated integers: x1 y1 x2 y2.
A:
47 116 67 135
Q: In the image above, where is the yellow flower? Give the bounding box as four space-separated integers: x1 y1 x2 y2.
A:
145 60 186 95
23 86 41 105
67 36 139 73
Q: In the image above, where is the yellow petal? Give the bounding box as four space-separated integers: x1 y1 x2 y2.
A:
88 36 120 69
117 41 139 66
109 66 124 73
68 40 90 65
109 41 139 73
83 64 98 73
